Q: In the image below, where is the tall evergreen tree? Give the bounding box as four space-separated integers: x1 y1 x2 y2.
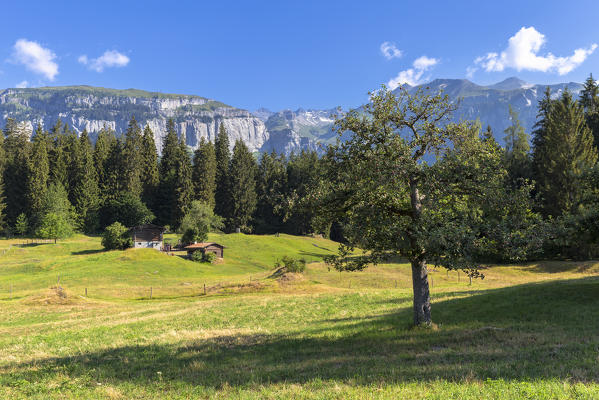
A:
156 119 180 227
284 150 321 234
27 125 50 224
255 151 287 233
3 118 31 225
580 73 599 148
71 130 101 231
94 126 117 202
214 123 231 219
503 105 531 185
122 116 144 198
192 137 217 209
48 119 69 187
228 139 257 232
103 137 126 200
536 90 597 216
175 136 194 226
140 124 159 209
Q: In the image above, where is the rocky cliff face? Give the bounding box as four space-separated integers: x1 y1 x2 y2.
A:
0 79 586 156
0 86 269 154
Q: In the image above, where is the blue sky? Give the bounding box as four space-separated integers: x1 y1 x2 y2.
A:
1 1 598 111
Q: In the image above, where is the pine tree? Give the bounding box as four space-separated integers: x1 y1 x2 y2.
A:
175 136 194 226
255 151 287 233
532 87 553 201
27 125 50 224
214 123 231 219
94 126 117 202
580 73 599 148
192 137 217 209
503 105 531 185
103 138 126 200
140 124 159 210
71 130 101 232
122 116 144 198
48 119 69 187
537 90 597 216
156 119 180 227
3 118 31 225
228 139 257 232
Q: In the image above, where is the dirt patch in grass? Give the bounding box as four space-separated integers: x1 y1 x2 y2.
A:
23 286 85 306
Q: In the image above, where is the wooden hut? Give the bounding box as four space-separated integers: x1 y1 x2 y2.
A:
184 242 225 258
129 224 166 251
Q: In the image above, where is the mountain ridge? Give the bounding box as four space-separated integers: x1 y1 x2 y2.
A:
0 78 586 154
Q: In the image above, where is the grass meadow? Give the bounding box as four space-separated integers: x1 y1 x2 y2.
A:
0 233 598 399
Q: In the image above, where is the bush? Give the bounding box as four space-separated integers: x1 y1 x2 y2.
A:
202 252 216 263
275 256 306 273
102 222 132 250
181 226 207 246
190 250 216 263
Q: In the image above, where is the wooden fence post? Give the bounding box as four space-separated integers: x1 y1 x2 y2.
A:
203 283 206 295
150 287 152 300
85 288 87 297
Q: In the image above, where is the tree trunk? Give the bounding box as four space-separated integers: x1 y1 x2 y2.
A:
411 258 432 326
409 180 432 326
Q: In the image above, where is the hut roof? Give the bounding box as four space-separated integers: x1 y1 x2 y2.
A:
184 242 225 249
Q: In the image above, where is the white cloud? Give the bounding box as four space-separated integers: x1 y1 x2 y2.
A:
387 55 439 89
466 66 478 79
380 41 402 60
413 56 438 70
474 26 597 75
11 39 58 80
15 80 28 88
79 50 130 72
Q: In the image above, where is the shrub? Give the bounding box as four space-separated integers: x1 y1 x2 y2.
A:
202 252 216 263
190 251 216 264
102 222 132 250
275 256 306 273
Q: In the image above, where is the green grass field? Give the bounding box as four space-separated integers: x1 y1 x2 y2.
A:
1 233 598 399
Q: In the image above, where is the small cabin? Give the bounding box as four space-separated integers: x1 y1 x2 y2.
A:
129 224 166 251
184 242 225 258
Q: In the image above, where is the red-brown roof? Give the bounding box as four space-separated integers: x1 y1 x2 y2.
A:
184 242 225 249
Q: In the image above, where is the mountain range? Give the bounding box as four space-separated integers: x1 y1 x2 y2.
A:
0 78 584 154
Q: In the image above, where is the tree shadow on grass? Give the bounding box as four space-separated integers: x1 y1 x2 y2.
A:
3 277 599 388
71 249 105 255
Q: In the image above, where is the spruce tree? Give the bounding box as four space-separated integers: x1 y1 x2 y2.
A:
228 139 257 232
156 119 180 227
255 151 287 233
503 105 531 186
175 136 194 226
580 73 599 148
192 137 217 209
27 125 50 224
94 126 117 202
214 123 231 219
103 138 126 200
532 87 553 198
71 130 101 232
537 90 597 216
48 119 69 187
3 118 31 225
122 116 144 198
140 124 159 210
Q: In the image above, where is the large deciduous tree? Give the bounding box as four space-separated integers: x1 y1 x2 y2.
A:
319 86 515 326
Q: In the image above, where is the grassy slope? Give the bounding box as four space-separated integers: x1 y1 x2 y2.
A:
0 234 599 399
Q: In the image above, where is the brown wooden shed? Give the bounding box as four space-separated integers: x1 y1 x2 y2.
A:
184 242 225 258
